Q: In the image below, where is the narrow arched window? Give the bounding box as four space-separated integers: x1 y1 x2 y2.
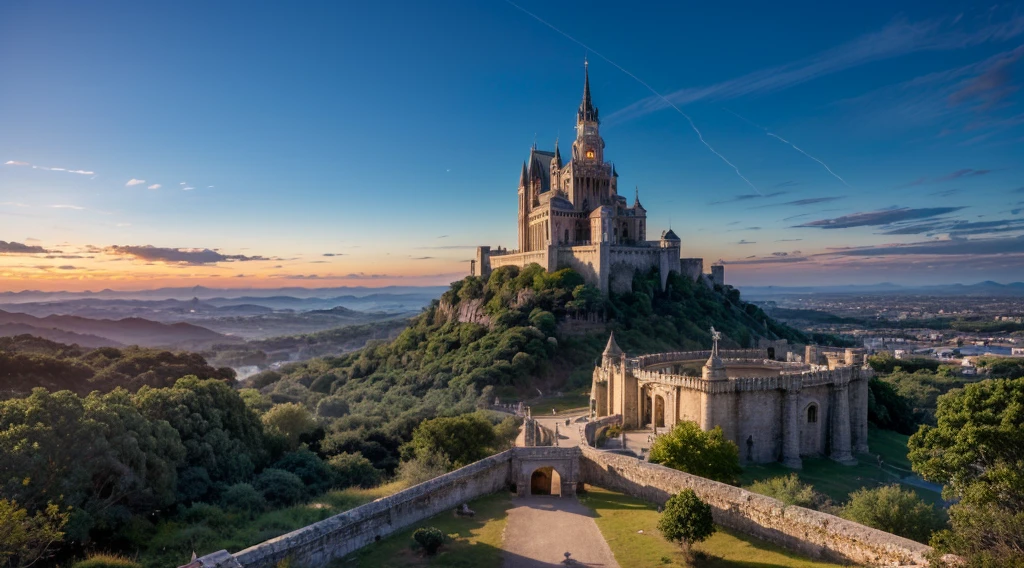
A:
564 229 569 243
807 405 817 423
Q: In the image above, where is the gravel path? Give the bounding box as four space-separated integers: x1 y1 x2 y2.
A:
502 496 619 568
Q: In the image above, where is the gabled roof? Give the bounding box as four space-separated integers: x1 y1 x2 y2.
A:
661 229 680 241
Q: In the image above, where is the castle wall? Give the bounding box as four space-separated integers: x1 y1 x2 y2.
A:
800 384 832 456
556 244 602 290
680 258 703 280
579 446 931 566
607 245 679 293
228 450 513 568
737 390 784 463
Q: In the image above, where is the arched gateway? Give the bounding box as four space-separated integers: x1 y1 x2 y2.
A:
513 447 580 497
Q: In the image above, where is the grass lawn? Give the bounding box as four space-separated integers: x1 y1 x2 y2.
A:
739 426 943 508
579 486 846 567
336 491 512 567
528 391 591 413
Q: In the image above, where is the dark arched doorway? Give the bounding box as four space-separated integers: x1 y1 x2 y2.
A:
654 395 665 428
530 467 561 496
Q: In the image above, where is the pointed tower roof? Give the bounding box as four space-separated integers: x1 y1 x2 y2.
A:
578 60 599 123
553 142 562 168
519 161 527 186
603 331 623 358
633 186 644 209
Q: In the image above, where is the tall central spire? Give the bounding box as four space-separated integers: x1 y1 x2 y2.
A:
578 59 598 123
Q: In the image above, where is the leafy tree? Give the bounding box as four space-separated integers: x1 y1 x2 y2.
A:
327 453 381 489
649 422 742 485
746 474 829 510
0 388 185 543
404 412 497 468
658 489 715 557
867 378 918 434
253 469 305 507
412 527 445 555
271 449 335 495
315 396 349 419
839 485 944 543
908 378 1024 564
0 499 69 568
135 376 267 498
261 402 319 449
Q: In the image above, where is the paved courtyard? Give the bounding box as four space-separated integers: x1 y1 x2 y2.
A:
502 496 619 568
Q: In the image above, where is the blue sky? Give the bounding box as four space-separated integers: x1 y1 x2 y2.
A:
1 0 1023 290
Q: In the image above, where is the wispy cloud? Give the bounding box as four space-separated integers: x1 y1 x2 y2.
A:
148 184 161 190
50 204 85 210
4 160 94 175
106 245 269 265
607 13 1024 123
797 207 965 229
710 191 786 205
823 235 1024 257
182 186 195 191
0 240 52 254
900 168 991 187
126 179 146 186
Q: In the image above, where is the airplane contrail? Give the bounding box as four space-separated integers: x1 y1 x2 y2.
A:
505 0 762 196
724 109 851 188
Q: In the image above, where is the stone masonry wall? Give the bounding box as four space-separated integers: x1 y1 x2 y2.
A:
229 451 513 568
578 445 931 566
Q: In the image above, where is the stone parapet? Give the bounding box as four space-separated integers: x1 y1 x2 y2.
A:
227 450 513 568
578 446 931 566
632 366 871 394
631 349 768 369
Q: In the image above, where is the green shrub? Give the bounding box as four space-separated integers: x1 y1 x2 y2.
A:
71 554 142 568
220 483 266 516
840 485 945 543
327 452 381 489
412 526 445 555
253 468 305 507
746 474 829 510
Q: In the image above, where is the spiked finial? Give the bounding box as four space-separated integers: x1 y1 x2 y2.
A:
578 60 598 123
519 161 527 186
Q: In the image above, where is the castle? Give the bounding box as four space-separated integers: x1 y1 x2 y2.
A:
474 62 721 295
590 331 873 468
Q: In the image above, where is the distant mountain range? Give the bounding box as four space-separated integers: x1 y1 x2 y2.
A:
740 281 1024 297
0 285 449 304
0 310 227 348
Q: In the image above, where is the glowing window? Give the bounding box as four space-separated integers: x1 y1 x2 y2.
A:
586 149 595 159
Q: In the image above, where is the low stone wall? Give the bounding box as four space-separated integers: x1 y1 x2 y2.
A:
578 446 931 566
230 450 513 568
583 414 621 446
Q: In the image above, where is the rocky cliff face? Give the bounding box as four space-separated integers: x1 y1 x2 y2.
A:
437 298 492 328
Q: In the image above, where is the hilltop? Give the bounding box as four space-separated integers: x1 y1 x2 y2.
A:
252 264 808 472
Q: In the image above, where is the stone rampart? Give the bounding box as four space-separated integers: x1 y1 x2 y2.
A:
229 450 513 568
578 446 930 566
